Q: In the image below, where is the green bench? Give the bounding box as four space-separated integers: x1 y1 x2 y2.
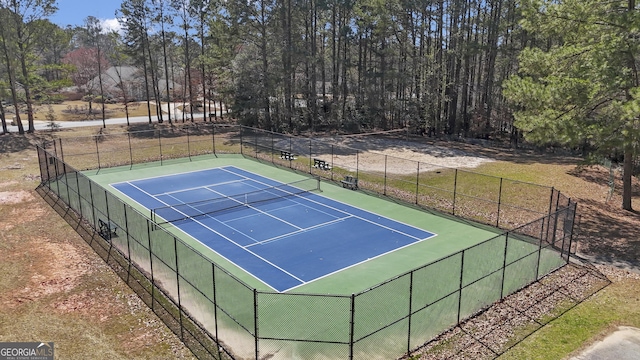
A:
341 176 358 190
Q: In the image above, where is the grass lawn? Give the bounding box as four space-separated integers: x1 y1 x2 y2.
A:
25 100 158 122
498 270 640 360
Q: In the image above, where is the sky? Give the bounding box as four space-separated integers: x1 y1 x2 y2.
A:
48 0 122 31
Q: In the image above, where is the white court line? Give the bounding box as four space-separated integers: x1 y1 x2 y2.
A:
245 215 353 248
160 178 246 196
223 166 433 242
122 180 307 288
112 165 438 292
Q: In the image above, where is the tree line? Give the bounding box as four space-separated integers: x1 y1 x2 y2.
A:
0 0 637 207
0 0 525 138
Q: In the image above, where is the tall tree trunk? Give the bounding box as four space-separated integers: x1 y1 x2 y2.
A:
160 25 172 123
622 0 636 211
310 0 318 131
281 0 293 130
0 99 7 134
97 46 106 128
18 52 35 133
260 0 272 130
623 147 634 211
0 30 24 134
141 47 153 123
147 35 163 123
199 7 207 121
482 0 503 138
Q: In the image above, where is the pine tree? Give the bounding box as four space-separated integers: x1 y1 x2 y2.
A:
504 0 640 210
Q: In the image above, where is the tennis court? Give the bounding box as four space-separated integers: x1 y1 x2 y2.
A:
112 166 437 292
38 126 576 359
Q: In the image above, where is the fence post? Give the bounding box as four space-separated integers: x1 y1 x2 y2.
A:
288 135 293 169
535 215 545 280
104 190 114 261
187 126 192 161
407 272 414 354
124 206 133 282
356 151 359 180
309 139 312 174
415 162 420 204
88 181 96 228
211 263 222 359
95 136 101 170
35 146 42 182
331 145 335 181
212 123 216 156
496 178 504 228
174 236 184 340
349 293 356 360
63 170 71 209
452 169 458 216
384 155 388 195
254 289 259 360
147 220 155 311
500 232 510 299
52 144 61 195
58 138 64 162
128 132 134 169
240 126 244 155
158 130 163 165
566 202 577 262
457 250 465 323
547 187 555 216
76 175 82 229
271 132 274 163
550 205 561 248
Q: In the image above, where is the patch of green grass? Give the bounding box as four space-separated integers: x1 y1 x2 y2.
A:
498 278 640 359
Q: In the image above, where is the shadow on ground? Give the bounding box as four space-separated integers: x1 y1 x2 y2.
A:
0 133 50 153
405 261 611 359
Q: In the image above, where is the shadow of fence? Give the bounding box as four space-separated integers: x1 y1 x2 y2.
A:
408 260 610 359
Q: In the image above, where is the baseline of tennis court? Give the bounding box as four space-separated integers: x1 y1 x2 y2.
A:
112 166 437 292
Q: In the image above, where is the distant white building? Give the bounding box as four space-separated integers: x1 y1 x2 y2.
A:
86 66 181 101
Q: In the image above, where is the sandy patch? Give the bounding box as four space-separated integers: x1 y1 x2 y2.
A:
2 239 93 308
0 202 45 231
0 190 34 204
279 135 494 175
0 181 18 189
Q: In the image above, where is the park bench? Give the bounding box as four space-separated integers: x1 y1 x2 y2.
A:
280 150 296 161
98 219 117 241
341 175 358 190
313 158 331 171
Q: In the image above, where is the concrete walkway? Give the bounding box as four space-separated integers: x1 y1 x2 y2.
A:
4 115 160 132
3 101 227 133
569 327 640 360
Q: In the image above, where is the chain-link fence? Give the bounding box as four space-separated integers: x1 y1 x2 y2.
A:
36 124 577 359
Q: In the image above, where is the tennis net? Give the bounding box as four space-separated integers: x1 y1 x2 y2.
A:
151 177 321 224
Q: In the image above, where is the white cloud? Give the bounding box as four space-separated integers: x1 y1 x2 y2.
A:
100 18 123 34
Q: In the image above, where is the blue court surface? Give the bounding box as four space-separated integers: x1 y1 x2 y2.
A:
111 166 437 292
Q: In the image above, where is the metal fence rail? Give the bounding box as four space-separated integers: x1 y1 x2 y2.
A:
36 124 577 359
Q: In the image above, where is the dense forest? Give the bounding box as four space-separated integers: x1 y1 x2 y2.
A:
0 0 638 207
0 0 524 137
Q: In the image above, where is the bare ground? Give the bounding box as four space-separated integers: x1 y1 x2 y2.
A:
0 136 194 359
